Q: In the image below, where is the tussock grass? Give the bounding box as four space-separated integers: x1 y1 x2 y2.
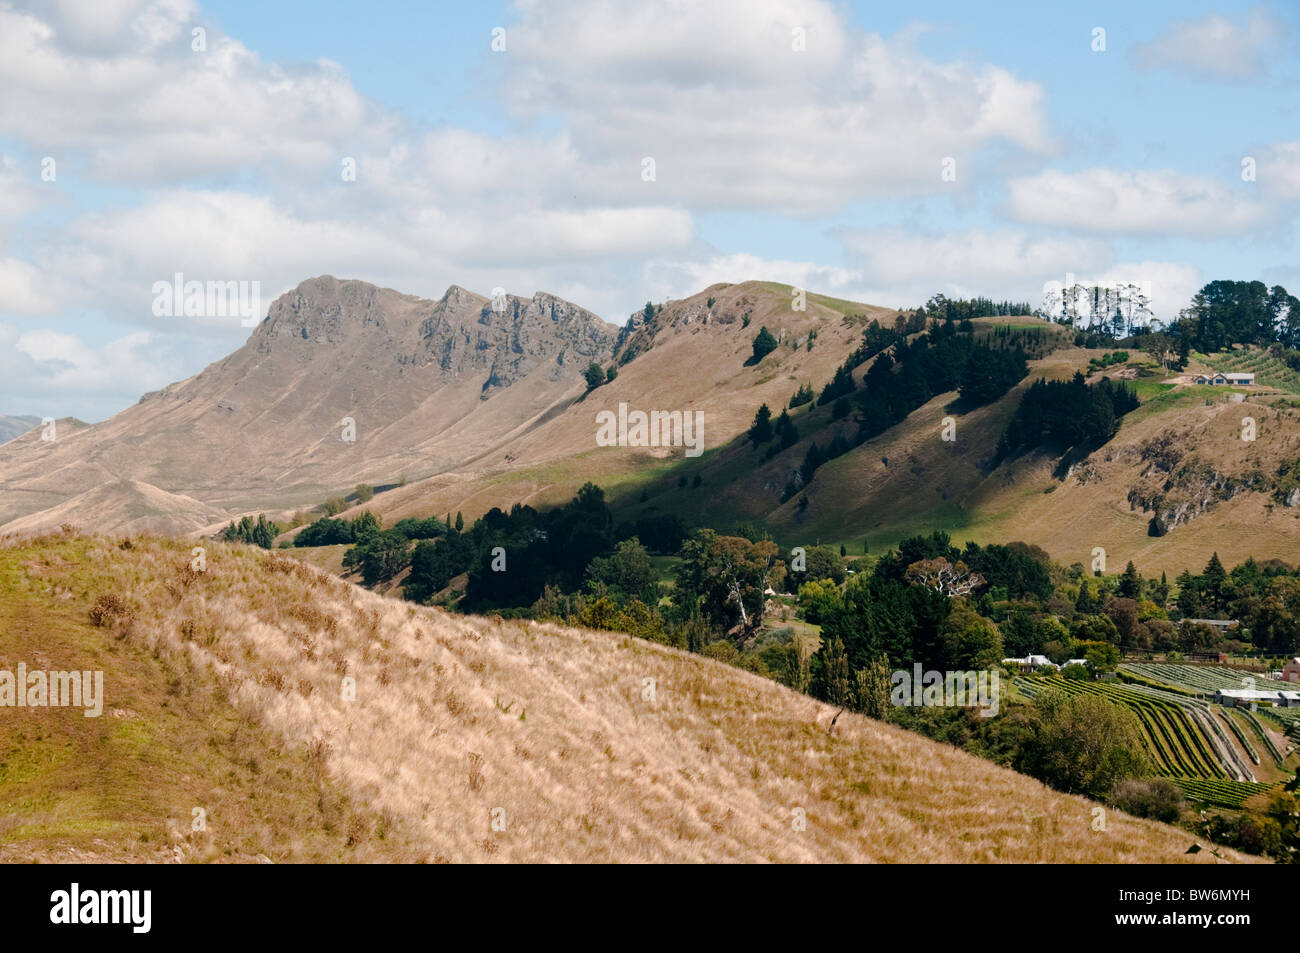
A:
0 534 1260 863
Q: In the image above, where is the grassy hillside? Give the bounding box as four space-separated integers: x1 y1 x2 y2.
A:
595 344 1300 577
0 535 423 862
0 532 1259 862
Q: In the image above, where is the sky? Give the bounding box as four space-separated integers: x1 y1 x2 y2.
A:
1 0 1298 421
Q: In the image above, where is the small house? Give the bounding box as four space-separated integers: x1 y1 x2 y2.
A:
1283 657 1300 684
1194 371 1254 386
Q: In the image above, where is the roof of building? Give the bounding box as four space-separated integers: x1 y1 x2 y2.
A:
1215 688 1300 700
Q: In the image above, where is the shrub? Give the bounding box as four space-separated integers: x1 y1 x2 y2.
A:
89 593 134 628
1110 778 1187 823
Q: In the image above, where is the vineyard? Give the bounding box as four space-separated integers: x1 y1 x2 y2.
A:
1169 778 1273 809
1015 677 1247 780
1210 348 1300 395
1014 674 1296 809
1120 663 1265 694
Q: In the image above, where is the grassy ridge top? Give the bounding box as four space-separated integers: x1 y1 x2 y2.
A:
0 532 1259 863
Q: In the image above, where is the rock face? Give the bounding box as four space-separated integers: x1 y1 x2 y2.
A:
0 277 619 529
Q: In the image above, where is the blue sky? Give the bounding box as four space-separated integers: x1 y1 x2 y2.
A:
1 0 1297 420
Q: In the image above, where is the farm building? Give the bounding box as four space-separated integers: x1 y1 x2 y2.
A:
1003 654 1056 672
1213 688 1300 708
1283 658 1300 683
1193 371 1254 386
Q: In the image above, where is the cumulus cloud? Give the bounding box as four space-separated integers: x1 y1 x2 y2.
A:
0 1 393 183
1135 8 1285 80
500 0 1051 211
0 322 180 419
1255 142 1300 200
1006 168 1271 237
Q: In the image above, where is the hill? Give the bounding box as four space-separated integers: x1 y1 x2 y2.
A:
0 277 619 531
0 415 40 445
327 280 890 526
0 532 1257 863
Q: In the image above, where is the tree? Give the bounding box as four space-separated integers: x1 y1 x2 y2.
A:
1103 597 1140 644
1202 552 1227 613
1019 689 1148 797
585 537 656 604
675 530 778 633
355 483 374 503
938 601 1003 669
344 529 412 586
1082 640 1122 672
350 510 381 542
813 637 851 707
454 512 464 533
751 326 778 363
775 409 799 449
1153 570 1170 607
1118 561 1141 599
905 558 986 598
789 383 814 408
853 655 892 718
584 362 606 390
797 578 842 624
748 403 773 446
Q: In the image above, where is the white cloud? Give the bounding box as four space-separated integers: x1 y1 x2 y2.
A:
0 1 392 183
501 0 1051 211
1135 8 1285 80
643 252 859 305
1006 168 1270 237
839 227 1108 288
0 258 50 314
0 321 179 419
1256 142 1300 200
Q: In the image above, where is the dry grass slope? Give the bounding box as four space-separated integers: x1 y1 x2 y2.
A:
0 534 1261 863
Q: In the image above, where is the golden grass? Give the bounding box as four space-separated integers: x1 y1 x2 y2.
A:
0 533 1261 863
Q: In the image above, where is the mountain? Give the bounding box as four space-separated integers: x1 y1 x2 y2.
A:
0 414 40 445
334 281 891 527
0 276 619 534
347 308 1300 575
0 532 1250 863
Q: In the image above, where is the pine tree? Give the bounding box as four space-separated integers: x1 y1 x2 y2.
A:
1202 552 1226 613
1118 560 1141 599
748 403 774 446
454 512 464 533
775 409 799 449
1075 580 1097 614
751 326 778 363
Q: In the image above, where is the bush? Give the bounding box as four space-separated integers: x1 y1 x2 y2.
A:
1109 778 1187 823
355 484 374 503
89 593 133 628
